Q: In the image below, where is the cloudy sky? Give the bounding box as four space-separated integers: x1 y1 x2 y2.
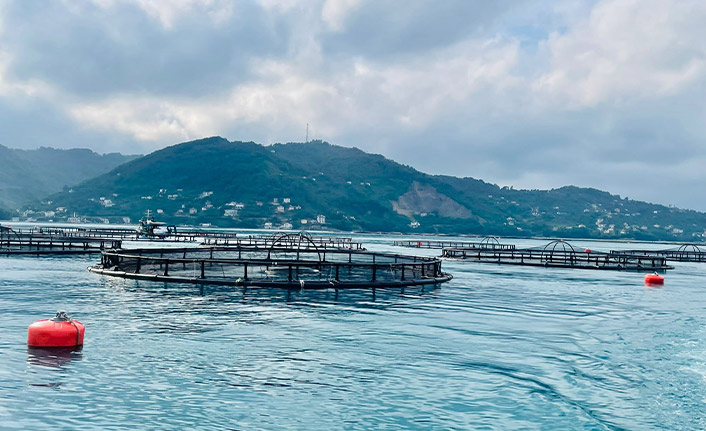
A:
1 0 705 210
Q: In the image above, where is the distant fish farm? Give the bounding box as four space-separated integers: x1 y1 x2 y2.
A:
442 240 672 271
5 221 706 286
609 244 706 263
394 237 676 272
0 225 364 256
393 236 514 251
1 225 121 255
4 225 240 243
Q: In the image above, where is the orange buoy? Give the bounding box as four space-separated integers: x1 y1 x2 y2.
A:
644 273 664 286
28 311 85 348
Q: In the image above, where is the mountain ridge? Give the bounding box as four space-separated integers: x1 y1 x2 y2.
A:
0 143 140 210
23 136 706 241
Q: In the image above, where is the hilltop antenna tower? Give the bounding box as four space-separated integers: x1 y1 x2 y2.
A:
306 123 309 143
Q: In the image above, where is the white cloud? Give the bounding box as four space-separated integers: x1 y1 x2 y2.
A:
533 0 706 108
0 52 54 98
87 0 235 28
68 67 344 142
321 0 363 31
70 99 195 142
256 0 301 12
68 35 521 146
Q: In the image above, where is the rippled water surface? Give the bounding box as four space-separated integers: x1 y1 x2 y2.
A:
2 234 706 430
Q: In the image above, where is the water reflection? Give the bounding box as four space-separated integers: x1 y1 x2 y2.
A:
110 278 442 310
27 346 83 368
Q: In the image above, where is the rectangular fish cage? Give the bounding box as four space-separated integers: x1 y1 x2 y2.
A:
610 244 706 263
442 240 673 271
0 238 122 255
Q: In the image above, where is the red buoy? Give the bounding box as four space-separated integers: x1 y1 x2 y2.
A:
644 273 665 286
584 248 591 253
28 311 85 348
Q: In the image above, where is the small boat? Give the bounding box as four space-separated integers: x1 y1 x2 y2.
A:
136 211 175 239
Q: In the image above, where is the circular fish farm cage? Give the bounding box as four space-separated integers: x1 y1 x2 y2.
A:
88 242 452 289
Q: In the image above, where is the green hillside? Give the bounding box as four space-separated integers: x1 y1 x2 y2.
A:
0 206 12 220
28 137 706 241
0 145 49 210
0 144 139 209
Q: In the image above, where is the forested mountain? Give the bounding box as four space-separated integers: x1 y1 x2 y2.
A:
0 144 139 209
30 137 706 241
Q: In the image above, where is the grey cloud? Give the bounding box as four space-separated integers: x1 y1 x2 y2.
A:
0 98 138 152
2 1 292 98
321 0 521 59
366 102 706 211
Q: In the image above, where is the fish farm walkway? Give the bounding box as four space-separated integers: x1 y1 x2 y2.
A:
394 236 515 251
0 238 122 255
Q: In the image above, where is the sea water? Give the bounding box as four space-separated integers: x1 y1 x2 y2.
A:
1 234 706 430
